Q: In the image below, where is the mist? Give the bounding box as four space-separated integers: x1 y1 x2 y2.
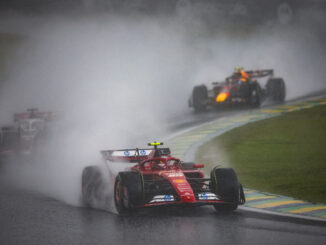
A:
0 4 325 207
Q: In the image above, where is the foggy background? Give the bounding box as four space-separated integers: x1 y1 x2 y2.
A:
0 0 325 207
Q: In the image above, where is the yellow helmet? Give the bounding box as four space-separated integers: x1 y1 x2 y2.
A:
235 67 244 72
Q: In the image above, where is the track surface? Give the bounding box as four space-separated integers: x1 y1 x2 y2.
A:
167 90 326 134
1 95 326 245
1 181 326 245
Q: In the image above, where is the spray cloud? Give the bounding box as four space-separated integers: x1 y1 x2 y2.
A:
0 5 325 206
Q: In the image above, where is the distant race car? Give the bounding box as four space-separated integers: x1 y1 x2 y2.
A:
13 108 54 123
81 142 245 214
189 69 286 111
0 108 55 155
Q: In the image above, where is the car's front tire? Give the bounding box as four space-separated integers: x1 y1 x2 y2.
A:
210 167 240 211
114 171 144 214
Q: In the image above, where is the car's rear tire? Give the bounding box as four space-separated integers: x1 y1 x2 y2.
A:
266 78 286 103
192 85 208 111
114 171 143 214
249 83 261 108
210 167 240 211
81 165 107 207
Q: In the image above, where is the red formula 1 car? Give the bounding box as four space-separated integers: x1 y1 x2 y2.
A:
81 142 245 214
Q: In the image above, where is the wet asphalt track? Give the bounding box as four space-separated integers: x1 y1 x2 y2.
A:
1 181 326 245
1 94 326 245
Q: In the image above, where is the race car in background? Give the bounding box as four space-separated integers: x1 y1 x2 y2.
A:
13 108 54 122
81 142 245 214
189 69 286 111
13 108 55 154
0 108 55 155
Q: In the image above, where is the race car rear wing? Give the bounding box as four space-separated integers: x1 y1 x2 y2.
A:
14 109 55 122
101 148 171 163
226 69 274 81
246 69 274 78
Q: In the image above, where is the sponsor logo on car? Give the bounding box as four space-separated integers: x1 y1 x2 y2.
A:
198 192 219 200
164 195 174 201
168 173 183 177
149 195 175 203
199 193 208 200
140 150 147 156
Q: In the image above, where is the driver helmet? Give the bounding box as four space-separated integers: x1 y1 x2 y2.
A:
234 67 243 77
158 160 166 169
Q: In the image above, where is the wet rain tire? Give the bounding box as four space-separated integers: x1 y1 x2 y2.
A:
210 167 240 211
114 171 143 214
81 165 105 207
192 85 208 111
266 78 286 103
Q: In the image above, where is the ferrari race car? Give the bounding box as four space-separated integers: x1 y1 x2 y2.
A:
189 69 286 111
81 142 245 214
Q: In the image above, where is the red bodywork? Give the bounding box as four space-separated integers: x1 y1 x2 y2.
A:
103 148 229 207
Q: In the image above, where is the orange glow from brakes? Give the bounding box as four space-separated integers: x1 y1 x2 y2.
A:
216 92 229 102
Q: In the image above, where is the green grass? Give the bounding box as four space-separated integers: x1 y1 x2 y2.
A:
196 104 326 204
